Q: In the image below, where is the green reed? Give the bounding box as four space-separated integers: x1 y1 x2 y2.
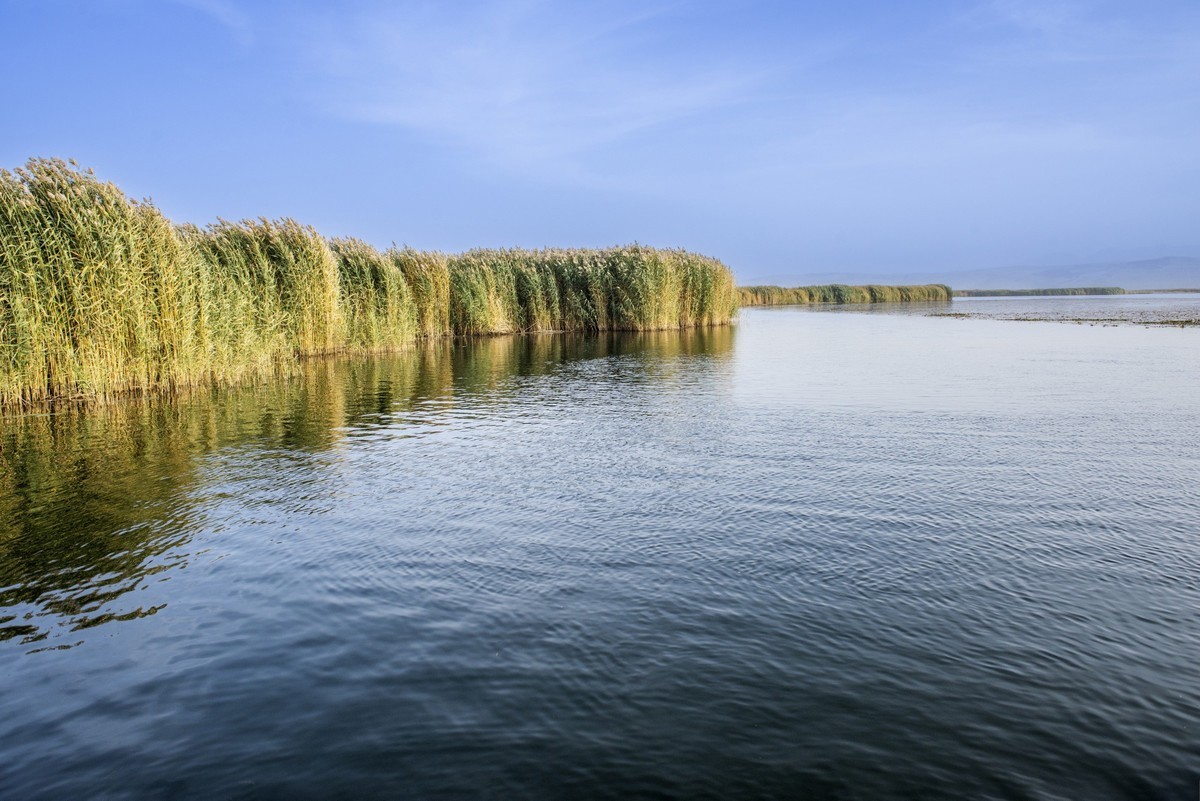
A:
449 246 738 333
392 247 451 339
0 158 209 405
738 283 953 306
0 159 738 406
329 238 417 352
184 217 342 364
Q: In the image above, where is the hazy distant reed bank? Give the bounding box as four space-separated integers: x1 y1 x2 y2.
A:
954 287 1124 297
738 283 953 306
0 159 737 407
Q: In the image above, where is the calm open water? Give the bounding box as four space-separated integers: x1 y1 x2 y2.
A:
1 302 1199 800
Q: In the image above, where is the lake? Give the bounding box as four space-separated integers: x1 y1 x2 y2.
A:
2 299 1199 800
846 292 1200 326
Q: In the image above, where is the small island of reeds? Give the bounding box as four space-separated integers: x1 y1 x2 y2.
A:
738 283 953 306
0 159 737 407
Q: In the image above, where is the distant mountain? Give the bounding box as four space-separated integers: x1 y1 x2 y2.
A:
744 257 1200 291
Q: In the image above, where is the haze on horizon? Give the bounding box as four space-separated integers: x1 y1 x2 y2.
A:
3 0 1197 284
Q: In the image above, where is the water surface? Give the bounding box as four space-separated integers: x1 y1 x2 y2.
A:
1 311 1198 800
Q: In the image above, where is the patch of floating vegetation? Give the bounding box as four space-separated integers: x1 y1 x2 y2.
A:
0 158 737 407
738 283 952 306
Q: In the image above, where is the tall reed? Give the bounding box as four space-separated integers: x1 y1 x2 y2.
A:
738 283 952 306
0 158 207 405
329 238 417 352
448 246 738 333
0 159 738 407
185 218 341 362
393 247 450 338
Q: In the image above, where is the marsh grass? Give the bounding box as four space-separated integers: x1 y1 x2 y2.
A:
329 238 417 352
449 246 738 334
0 159 737 406
738 283 953 306
184 218 342 365
393 247 451 338
0 158 210 405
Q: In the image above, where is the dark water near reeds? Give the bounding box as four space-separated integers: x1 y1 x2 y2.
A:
2 303 1199 800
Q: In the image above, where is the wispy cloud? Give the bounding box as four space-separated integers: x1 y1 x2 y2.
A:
275 0 1199 268
299 1 770 178
959 0 1200 65
984 0 1083 36
173 0 253 47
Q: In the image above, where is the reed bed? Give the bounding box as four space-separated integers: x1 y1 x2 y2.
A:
329 238 418 352
448 247 737 334
0 158 737 407
181 218 342 383
738 283 953 306
0 159 208 405
393 247 451 339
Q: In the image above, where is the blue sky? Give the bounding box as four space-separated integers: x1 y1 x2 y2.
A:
3 0 1198 281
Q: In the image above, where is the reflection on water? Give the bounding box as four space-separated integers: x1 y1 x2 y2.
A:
0 328 735 648
0 407 183 646
1 314 1198 800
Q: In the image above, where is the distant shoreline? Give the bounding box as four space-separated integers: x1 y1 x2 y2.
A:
955 287 1200 297
955 288 1124 297
738 283 952 306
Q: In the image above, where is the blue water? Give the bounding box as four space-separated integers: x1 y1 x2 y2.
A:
1 306 1198 799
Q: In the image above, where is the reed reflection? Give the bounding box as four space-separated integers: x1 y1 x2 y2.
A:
0 325 735 649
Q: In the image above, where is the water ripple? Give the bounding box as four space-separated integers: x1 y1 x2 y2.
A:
1 314 1198 799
